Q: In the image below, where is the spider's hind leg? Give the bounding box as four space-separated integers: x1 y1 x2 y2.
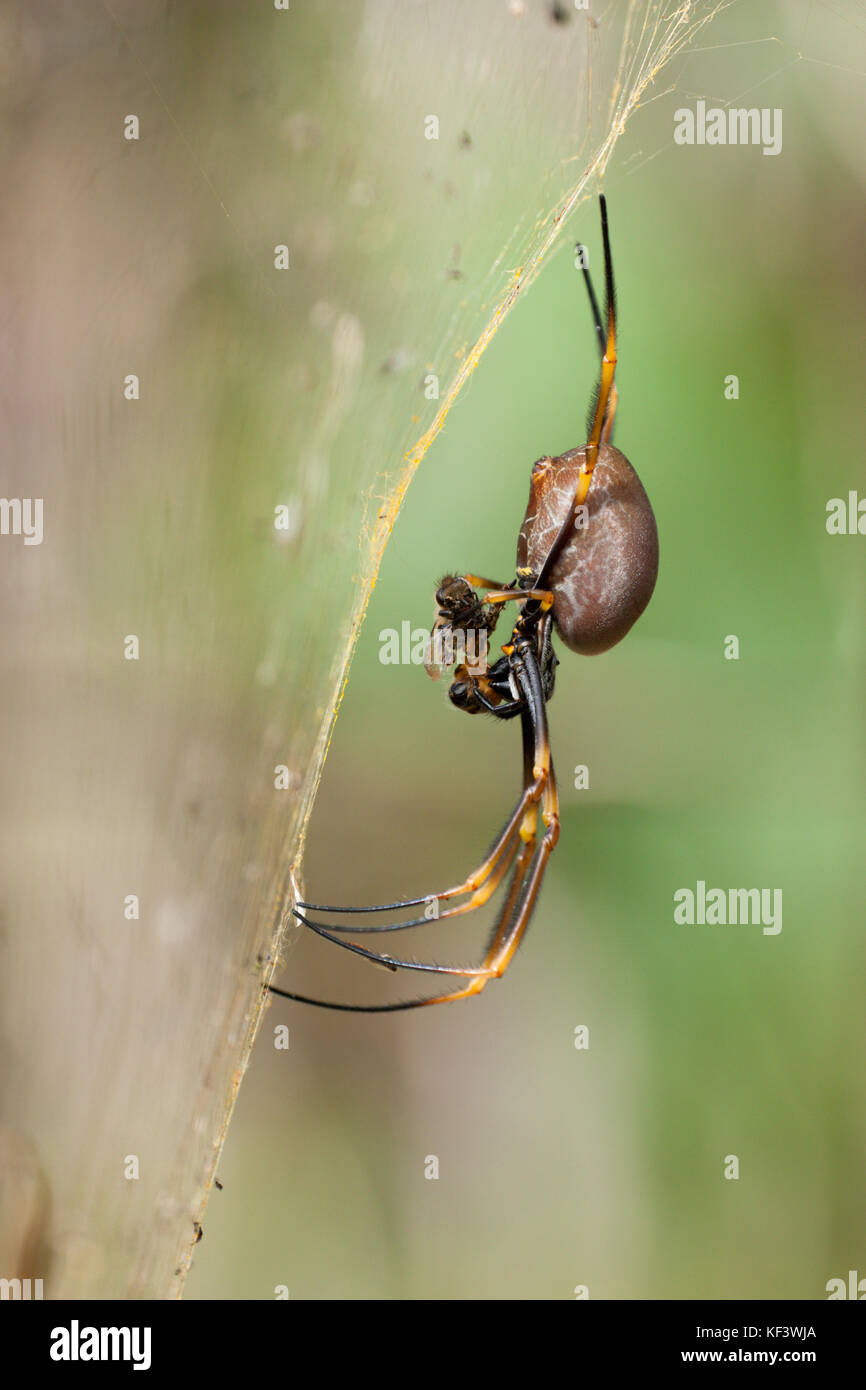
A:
290 756 541 938
269 637 559 1012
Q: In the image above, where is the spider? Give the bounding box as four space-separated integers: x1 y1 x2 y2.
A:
270 195 658 1013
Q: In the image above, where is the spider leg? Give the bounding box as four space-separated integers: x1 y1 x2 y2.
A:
269 845 546 1011
533 196 619 598
577 193 617 505
482 588 554 610
292 761 546 932
270 639 558 1012
289 678 541 972
290 832 522 970
269 772 539 1010
461 573 512 590
600 385 618 444
458 572 555 608
473 687 522 717
468 638 560 980
577 221 618 445
290 914 501 978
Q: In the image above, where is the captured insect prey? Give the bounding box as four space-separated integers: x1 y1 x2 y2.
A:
270 195 658 1014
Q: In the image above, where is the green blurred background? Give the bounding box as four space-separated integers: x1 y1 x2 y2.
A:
181 1 866 1299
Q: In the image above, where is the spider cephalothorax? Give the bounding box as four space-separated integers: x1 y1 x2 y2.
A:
271 195 657 1013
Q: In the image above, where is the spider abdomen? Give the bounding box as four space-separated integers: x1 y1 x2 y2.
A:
517 444 658 656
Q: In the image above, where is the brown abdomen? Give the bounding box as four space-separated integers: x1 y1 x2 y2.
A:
516 444 658 655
